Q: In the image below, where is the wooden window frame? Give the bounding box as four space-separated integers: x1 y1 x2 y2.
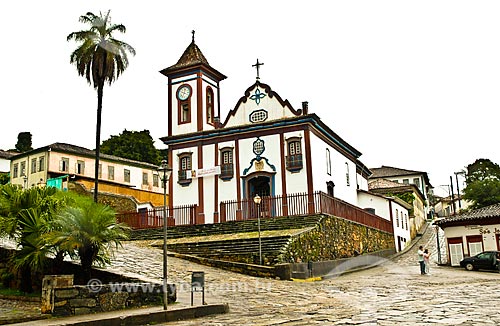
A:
220 147 234 181
178 153 192 186
124 169 131 183
108 166 115 181
286 137 303 172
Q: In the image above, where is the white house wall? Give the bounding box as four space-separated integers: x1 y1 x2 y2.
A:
444 224 500 256
171 77 198 135
283 131 307 194
310 133 358 206
357 192 411 251
172 146 198 206
202 144 216 224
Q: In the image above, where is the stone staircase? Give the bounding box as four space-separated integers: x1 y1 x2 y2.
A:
129 215 323 240
130 215 324 266
166 235 293 265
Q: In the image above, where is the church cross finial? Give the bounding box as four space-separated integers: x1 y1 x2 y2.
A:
192 30 195 42
252 59 264 81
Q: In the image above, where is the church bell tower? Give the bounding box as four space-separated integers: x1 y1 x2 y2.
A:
160 31 227 137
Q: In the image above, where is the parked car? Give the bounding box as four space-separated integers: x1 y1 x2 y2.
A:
460 251 500 271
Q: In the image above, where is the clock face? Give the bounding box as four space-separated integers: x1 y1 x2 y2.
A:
177 85 191 101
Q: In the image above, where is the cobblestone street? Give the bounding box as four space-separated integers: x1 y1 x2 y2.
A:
104 224 500 325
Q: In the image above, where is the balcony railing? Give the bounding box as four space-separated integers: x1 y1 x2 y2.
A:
117 191 393 234
220 191 393 233
116 204 197 229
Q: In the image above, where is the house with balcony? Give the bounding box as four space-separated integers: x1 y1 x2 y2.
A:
9 143 165 210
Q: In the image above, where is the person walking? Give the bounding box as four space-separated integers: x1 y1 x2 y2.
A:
423 248 431 275
418 246 426 275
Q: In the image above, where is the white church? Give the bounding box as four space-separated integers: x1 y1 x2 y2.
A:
159 35 406 246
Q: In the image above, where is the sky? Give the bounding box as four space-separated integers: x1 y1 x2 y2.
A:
1 1 499 197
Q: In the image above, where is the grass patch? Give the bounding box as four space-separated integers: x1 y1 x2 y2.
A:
0 285 40 297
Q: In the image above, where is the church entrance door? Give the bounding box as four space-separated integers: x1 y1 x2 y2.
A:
248 175 271 198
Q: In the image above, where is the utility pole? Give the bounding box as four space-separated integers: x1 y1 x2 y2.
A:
450 175 456 216
454 172 462 211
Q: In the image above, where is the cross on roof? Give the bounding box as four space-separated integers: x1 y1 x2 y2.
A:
192 30 195 42
252 59 264 81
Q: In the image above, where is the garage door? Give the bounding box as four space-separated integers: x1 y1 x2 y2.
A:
449 243 464 266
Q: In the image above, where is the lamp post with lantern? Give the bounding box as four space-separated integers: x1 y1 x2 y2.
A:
253 194 262 265
157 159 172 310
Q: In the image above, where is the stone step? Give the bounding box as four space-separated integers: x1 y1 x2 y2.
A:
130 215 323 241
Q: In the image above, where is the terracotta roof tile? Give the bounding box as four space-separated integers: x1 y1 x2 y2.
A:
435 203 500 225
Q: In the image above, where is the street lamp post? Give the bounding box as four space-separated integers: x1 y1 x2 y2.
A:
157 160 172 310
253 194 262 265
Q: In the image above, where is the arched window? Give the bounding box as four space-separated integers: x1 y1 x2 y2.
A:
326 148 331 175
206 87 214 125
286 137 303 172
327 181 335 197
178 153 192 186
345 162 350 186
220 147 234 180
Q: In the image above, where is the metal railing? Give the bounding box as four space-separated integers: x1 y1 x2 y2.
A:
116 204 197 228
117 191 393 234
220 191 393 233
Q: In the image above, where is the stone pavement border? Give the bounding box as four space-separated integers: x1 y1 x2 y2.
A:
8 303 229 326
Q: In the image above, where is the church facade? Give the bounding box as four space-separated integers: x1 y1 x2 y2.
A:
160 38 373 225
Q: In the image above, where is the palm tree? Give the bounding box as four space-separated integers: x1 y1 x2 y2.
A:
0 185 66 292
48 199 129 281
67 11 136 203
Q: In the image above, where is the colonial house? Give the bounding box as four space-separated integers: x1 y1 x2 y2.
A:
434 203 500 266
433 194 473 217
159 38 380 226
368 178 426 239
9 143 165 209
369 166 432 198
358 190 412 251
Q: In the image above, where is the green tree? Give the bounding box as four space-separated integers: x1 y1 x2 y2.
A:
462 159 500 209
0 173 9 185
67 11 136 203
48 197 129 281
15 132 33 152
101 129 161 165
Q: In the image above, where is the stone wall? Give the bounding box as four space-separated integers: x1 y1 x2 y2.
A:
281 214 395 263
49 281 174 316
69 182 137 212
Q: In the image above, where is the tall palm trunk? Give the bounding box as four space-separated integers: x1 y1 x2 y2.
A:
93 54 106 203
94 83 103 203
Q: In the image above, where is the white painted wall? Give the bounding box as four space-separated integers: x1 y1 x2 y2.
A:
357 192 411 251
309 133 358 206
171 77 198 135
0 158 10 173
443 224 500 256
224 85 298 128
202 144 216 223
171 145 198 206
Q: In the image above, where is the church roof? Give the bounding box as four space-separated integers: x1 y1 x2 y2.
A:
160 40 226 80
